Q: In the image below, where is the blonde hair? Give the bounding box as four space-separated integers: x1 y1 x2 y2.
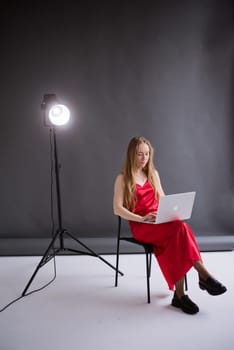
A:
122 136 158 210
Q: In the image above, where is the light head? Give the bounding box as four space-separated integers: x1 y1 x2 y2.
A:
42 94 70 127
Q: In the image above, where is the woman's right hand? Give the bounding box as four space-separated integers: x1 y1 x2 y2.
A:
142 212 157 223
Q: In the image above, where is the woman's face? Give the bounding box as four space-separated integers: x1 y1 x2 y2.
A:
135 142 150 169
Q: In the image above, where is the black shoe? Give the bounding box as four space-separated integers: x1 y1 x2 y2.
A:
171 292 199 315
199 276 227 296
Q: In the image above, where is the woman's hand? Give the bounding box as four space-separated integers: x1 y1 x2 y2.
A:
142 212 157 223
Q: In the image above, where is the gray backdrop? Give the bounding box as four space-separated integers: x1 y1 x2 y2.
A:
0 0 233 254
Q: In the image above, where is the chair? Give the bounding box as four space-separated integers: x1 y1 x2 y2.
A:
115 216 188 304
115 216 154 303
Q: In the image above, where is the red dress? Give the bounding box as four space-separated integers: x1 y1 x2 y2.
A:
129 180 202 290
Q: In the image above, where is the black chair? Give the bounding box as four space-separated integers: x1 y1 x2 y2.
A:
115 216 188 304
115 216 154 303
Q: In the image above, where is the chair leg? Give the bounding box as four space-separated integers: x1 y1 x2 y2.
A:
115 216 124 287
149 252 152 278
115 233 122 287
145 252 151 303
115 247 120 287
185 274 188 291
115 218 121 287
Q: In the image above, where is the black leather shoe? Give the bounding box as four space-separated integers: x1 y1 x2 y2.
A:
199 277 227 295
171 292 199 315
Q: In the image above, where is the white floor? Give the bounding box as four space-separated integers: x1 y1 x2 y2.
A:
0 251 233 350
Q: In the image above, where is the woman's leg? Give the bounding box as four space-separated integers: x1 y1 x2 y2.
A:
175 276 185 298
174 260 211 297
175 260 210 297
174 260 210 297
193 260 227 295
193 260 210 280
172 258 226 315
173 275 199 314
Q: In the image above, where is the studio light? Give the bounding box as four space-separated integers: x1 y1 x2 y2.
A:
41 93 70 127
21 94 122 296
48 104 70 126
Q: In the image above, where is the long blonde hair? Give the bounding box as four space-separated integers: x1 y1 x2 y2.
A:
122 136 158 210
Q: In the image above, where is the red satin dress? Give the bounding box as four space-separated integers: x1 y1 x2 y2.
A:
129 180 202 290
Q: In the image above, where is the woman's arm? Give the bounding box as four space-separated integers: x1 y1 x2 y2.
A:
113 174 143 222
113 174 155 222
155 169 165 197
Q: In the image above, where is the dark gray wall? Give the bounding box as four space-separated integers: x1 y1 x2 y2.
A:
0 1 233 250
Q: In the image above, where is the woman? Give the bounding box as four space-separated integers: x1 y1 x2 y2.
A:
113 136 227 315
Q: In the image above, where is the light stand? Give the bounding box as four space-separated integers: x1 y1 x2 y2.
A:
22 96 122 296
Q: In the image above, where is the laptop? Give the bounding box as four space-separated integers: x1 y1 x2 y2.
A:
148 191 196 224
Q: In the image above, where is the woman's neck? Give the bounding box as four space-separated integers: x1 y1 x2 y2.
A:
134 169 147 186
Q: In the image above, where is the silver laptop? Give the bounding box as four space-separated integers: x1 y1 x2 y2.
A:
150 191 196 224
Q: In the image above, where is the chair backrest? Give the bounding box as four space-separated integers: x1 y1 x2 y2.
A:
117 216 154 250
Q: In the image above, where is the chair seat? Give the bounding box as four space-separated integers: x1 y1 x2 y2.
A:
120 237 154 252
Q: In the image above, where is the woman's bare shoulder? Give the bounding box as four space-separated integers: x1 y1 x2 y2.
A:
154 169 165 195
154 168 160 177
115 173 124 183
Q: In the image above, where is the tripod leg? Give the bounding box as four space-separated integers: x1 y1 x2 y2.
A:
65 230 123 275
21 230 61 296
